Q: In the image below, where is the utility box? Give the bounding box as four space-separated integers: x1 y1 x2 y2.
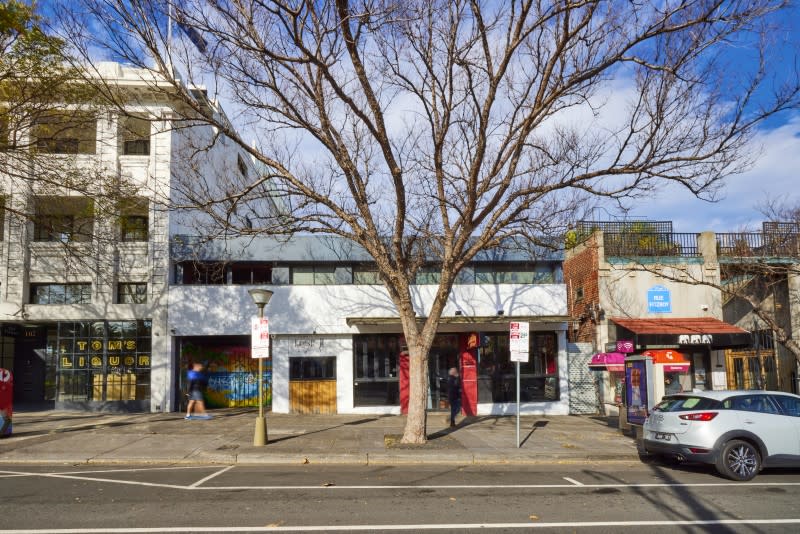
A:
0 368 12 437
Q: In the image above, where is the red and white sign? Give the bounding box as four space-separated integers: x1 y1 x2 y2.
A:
251 317 270 359
509 322 530 363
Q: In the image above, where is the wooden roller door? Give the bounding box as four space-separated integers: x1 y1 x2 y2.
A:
289 356 337 414
289 379 337 414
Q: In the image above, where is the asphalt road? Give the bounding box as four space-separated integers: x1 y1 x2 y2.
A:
3 462 800 532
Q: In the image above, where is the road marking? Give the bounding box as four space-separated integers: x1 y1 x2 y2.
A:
189 465 234 488
4 468 800 491
3 518 800 532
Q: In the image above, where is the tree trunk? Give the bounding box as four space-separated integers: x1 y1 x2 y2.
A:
401 342 428 444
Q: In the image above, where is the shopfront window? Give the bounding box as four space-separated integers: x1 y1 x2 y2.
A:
477 331 558 402
53 320 151 405
353 334 401 406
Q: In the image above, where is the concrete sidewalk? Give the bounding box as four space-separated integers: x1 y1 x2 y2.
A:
0 409 640 466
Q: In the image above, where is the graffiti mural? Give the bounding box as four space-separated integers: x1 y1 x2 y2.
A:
180 344 271 408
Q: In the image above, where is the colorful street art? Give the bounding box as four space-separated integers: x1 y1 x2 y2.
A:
180 344 271 409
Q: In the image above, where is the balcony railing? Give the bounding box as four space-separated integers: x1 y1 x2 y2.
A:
602 232 699 258
716 232 800 258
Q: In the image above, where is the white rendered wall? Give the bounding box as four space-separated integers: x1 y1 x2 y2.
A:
168 283 569 414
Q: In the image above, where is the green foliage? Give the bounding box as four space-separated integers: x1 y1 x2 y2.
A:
1 0 63 67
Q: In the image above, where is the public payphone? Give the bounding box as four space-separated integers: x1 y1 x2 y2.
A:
624 356 654 425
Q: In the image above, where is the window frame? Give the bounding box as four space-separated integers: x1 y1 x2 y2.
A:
118 283 147 304
31 283 92 304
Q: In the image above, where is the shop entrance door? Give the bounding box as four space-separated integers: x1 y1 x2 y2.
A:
428 337 460 412
13 334 47 405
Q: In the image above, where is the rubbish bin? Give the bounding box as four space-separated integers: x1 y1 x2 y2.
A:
0 368 11 437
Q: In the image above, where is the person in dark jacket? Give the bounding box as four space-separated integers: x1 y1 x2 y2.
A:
447 367 461 427
185 362 211 419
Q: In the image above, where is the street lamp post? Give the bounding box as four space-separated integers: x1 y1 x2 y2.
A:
248 288 273 446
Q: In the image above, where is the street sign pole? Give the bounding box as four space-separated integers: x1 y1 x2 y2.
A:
509 321 530 449
516 361 521 448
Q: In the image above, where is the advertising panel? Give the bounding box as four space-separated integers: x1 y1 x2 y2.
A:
626 360 649 425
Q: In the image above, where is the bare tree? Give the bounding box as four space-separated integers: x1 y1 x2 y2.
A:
64 0 799 442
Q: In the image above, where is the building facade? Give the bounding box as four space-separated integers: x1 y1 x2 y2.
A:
0 62 261 412
564 221 800 415
168 236 571 416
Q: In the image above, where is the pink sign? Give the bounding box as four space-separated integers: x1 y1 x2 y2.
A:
616 340 635 353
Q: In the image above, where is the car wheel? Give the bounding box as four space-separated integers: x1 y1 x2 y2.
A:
715 439 761 481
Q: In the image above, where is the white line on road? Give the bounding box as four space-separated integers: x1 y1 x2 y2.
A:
189 465 234 488
4 468 800 491
3 518 800 532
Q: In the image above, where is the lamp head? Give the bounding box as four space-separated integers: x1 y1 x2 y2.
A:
248 288 274 308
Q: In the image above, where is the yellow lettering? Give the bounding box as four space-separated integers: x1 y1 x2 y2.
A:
91 356 102 368
138 355 150 367
78 357 85 367
61 357 72 368
91 340 102 351
109 357 120 366
76 341 87 351
125 340 136 350
124 356 135 366
108 340 122 351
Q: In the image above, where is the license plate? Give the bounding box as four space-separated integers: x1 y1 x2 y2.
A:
655 432 671 441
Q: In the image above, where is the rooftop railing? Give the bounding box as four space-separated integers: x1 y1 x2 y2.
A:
602 232 700 258
716 232 800 258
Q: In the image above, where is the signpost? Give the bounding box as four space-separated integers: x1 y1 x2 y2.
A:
251 317 270 359
248 288 273 447
509 322 529 448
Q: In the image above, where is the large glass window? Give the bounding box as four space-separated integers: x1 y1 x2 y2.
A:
119 197 149 241
291 265 338 285
33 111 97 154
118 283 147 304
231 263 272 284
33 196 94 242
353 264 380 284
290 357 336 379
119 115 151 156
53 320 151 403
474 264 555 284
353 334 401 406
176 261 227 284
477 331 558 402
31 283 91 304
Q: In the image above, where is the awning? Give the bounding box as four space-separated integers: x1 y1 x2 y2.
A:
345 315 570 327
611 317 751 349
588 352 625 372
642 349 691 372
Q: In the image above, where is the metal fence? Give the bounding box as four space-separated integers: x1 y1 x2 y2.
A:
716 232 800 258
602 232 700 258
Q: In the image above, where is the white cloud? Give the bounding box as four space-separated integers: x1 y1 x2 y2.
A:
627 115 800 232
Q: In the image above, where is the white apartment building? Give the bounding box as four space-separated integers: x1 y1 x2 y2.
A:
0 62 260 412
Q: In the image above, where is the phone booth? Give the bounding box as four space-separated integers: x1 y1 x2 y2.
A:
624 355 655 427
641 349 691 403
0 368 11 437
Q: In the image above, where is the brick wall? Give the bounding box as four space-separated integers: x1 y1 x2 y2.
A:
563 235 600 344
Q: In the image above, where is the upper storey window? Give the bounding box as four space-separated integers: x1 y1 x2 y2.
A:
119 198 149 242
120 115 151 156
33 112 97 155
33 196 94 242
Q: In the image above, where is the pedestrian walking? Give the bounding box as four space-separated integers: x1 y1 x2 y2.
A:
447 367 461 427
185 362 211 419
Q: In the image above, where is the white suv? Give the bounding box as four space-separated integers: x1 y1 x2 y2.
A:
643 390 800 481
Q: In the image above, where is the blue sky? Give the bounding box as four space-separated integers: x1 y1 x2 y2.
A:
622 115 800 232
612 4 800 232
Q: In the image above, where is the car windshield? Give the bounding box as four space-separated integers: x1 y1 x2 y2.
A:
654 395 721 412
